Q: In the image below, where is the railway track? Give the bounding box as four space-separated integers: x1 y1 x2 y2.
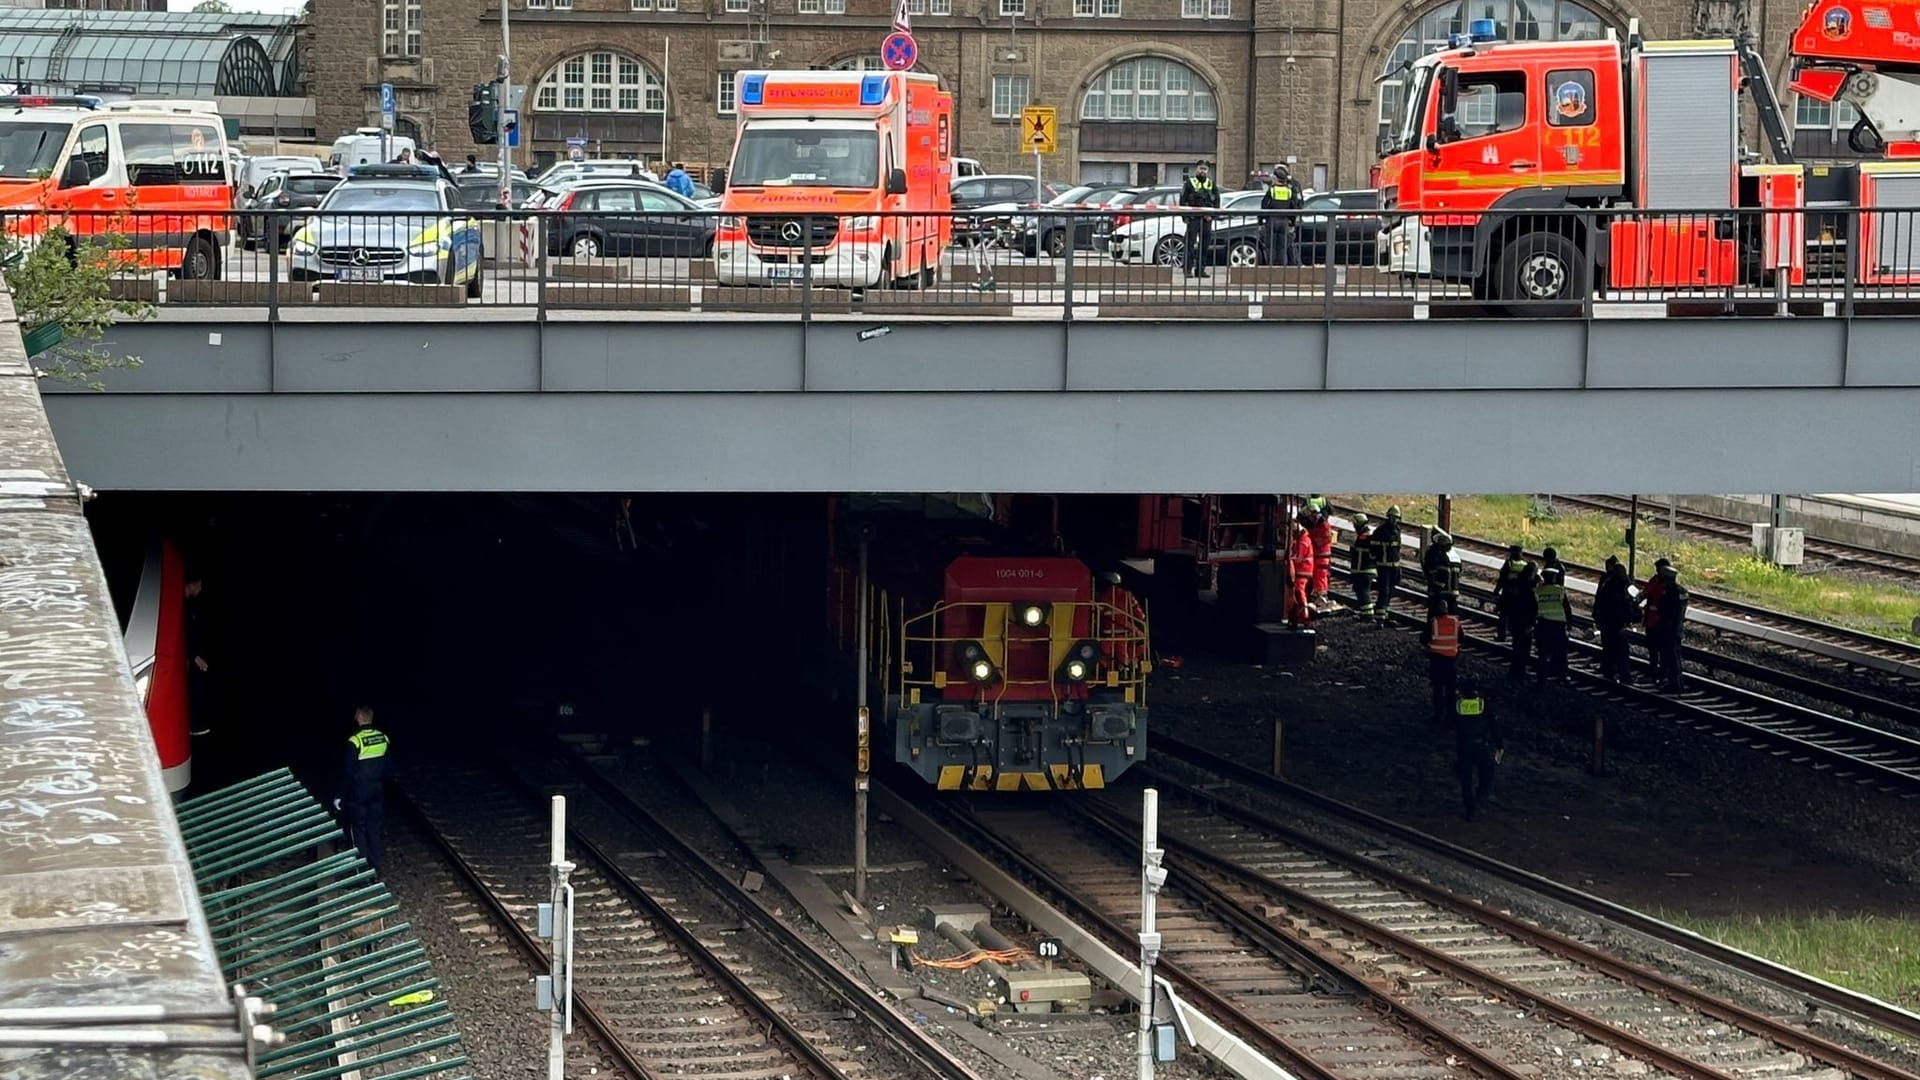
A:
1444 529 1920 690
1075 776 1920 1080
948 791 1559 1076
1327 501 1920 687
402 760 984 1080
1352 562 1920 796
1146 731 1920 1049
1558 494 1920 588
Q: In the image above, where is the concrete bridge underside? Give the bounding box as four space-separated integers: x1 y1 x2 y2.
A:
41 313 1920 493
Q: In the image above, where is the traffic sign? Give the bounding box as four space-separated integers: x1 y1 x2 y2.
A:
503 109 519 148
1021 104 1056 154
379 81 396 131
882 31 917 71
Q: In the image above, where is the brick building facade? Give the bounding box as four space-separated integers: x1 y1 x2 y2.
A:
311 0 1818 191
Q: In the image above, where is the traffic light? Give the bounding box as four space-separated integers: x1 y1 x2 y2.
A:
469 82 499 145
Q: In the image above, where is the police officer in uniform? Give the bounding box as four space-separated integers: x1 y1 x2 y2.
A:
1260 164 1302 265
336 705 392 873
1453 682 1502 821
1178 161 1219 278
1533 567 1574 682
1371 506 1403 620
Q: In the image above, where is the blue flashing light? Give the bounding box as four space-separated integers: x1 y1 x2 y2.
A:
1447 32 1471 47
1468 17 1498 40
860 73 889 106
739 74 765 106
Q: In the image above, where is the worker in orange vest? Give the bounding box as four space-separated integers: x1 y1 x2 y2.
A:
1306 509 1335 609
1427 610 1460 720
1285 512 1316 627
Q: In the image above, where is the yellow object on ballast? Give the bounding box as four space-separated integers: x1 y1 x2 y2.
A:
387 991 436 1007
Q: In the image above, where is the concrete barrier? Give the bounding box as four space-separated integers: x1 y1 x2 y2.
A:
313 283 464 306
703 286 853 313
545 285 693 309
167 280 315 305
553 260 632 281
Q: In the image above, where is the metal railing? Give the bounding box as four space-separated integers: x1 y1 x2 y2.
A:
16 204 1920 319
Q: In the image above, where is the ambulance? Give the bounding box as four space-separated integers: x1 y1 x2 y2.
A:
0 95 232 278
714 70 953 289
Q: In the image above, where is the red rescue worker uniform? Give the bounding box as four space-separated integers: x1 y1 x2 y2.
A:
1427 612 1460 720
1307 514 1335 603
1286 527 1315 626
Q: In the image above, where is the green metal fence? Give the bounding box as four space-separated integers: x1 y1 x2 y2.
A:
179 769 474 1080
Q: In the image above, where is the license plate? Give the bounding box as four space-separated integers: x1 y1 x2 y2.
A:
336 267 386 282
762 265 802 280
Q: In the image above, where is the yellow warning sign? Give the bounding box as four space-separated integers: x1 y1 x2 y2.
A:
1021 105 1057 155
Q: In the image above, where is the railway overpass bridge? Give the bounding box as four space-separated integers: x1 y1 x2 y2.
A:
39 302 1920 494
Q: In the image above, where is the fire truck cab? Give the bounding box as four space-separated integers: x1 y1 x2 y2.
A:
1379 16 1920 303
715 70 953 289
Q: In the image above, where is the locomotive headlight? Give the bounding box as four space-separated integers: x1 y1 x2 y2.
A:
1064 659 1088 681
1059 641 1099 683
1019 604 1047 628
970 659 996 683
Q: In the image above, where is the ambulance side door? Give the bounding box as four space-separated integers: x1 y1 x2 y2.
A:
1425 67 1537 211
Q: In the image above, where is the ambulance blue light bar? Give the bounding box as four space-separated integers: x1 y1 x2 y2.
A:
860 74 888 106
739 74 766 106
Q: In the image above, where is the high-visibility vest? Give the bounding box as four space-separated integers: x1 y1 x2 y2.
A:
1428 614 1460 656
348 728 390 760
1502 558 1528 578
1456 694 1484 716
1268 184 1294 203
1535 584 1568 622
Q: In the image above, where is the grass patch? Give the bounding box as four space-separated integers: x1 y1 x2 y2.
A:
1337 494 1920 644
1662 910 1920 1010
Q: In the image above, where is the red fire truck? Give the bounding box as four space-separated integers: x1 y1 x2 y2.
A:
1375 7 1920 306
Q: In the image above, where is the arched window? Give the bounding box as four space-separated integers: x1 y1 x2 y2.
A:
1081 57 1216 123
1377 0 1604 141
534 50 665 114
394 116 422 144
829 55 887 71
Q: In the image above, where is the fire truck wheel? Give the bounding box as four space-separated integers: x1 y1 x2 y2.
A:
1495 231 1583 308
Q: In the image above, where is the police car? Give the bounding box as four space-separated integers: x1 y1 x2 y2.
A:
287 164 484 294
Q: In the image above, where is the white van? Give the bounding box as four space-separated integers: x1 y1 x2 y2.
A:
328 128 416 172
953 156 984 178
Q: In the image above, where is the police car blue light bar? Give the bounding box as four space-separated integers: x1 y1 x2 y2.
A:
860 74 889 106
347 164 439 178
739 74 766 106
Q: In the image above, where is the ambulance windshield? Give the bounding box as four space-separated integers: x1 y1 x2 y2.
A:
731 127 880 188
0 122 72 180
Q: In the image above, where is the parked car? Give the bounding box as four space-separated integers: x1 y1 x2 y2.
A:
238 154 324 199
545 183 716 258
1378 217 1433 276
237 171 342 250
1096 187 1188 262
454 173 542 209
1207 189 1384 266
1013 182 1130 257
950 175 1070 244
1107 189 1261 266
287 164 484 296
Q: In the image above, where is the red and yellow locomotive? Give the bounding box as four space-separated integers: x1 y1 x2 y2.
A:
890 555 1149 791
